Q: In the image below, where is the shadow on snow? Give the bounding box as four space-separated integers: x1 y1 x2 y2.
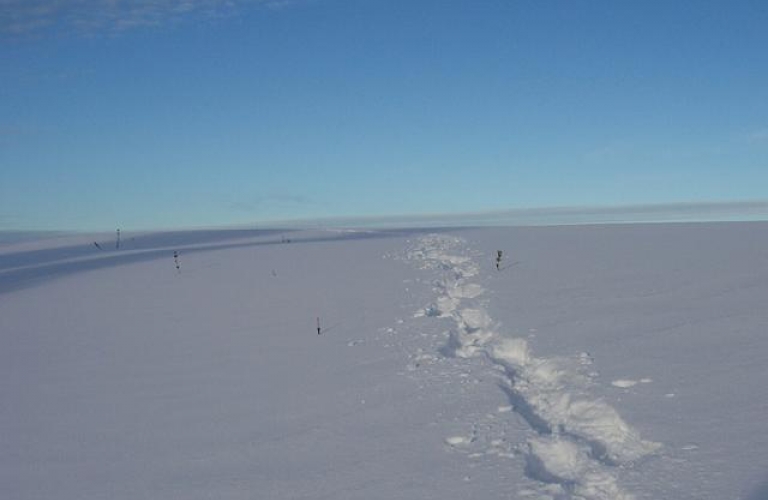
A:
0 227 454 295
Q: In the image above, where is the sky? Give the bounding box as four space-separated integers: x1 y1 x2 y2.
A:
1 0 767 231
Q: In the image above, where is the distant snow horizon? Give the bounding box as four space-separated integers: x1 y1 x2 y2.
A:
2 200 767 238
279 200 768 229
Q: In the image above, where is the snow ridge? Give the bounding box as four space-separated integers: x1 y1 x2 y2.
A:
407 234 660 500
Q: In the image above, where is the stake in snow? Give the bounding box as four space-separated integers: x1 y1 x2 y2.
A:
317 316 322 335
495 249 503 270
116 228 121 249
173 251 180 273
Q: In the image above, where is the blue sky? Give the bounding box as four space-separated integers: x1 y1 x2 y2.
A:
1 0 767 231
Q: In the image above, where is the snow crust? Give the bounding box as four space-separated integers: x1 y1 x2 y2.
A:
2 223 768 499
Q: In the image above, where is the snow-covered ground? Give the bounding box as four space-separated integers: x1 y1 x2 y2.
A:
2 223 767 499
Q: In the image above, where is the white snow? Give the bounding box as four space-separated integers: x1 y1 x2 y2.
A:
445 436 473 447
612 379 639 388
406 232 660 497
2 222 768 500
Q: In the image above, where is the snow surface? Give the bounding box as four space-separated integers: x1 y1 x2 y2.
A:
2 223 767 499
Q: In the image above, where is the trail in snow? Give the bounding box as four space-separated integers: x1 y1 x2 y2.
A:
405 234 660 500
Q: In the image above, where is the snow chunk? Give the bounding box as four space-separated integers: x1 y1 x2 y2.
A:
565 398 661 464
611 379 638 388
454 307 493 331
445 436 472 447
526 437 588 483
491 338 531 368
526 437 637 500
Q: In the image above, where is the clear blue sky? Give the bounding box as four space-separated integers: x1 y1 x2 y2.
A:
1 0 767 231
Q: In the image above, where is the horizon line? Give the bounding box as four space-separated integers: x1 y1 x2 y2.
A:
3 200 768 235
250 199 768 230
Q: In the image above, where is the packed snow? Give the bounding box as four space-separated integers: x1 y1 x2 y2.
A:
2 223 767 499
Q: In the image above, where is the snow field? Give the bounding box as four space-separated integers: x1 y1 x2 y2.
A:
4 223 768 499
3 230 515 500
405 234 660 499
